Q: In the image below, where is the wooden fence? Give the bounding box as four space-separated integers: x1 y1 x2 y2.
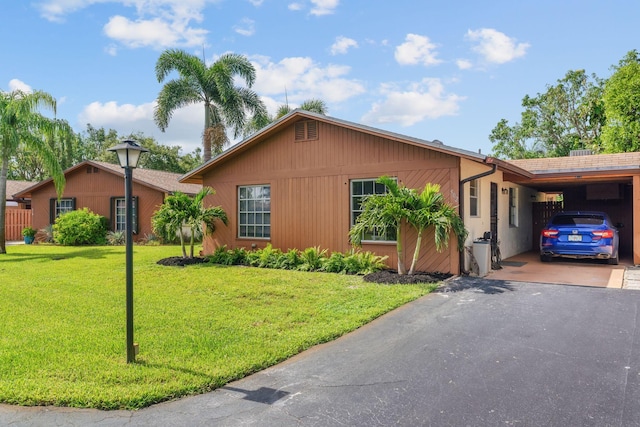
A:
4 208 32 241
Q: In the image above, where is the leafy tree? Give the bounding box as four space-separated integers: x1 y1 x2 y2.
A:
243 98 329 137
152 187 227 258
0 89 67 253
154 49 267 162
601 50 640 152
490 69 605 159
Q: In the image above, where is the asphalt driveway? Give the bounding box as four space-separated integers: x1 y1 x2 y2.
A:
2 276 640 426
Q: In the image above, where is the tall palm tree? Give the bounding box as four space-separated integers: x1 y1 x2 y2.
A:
0 90 66 254
154 49 267 162
243 98 328 137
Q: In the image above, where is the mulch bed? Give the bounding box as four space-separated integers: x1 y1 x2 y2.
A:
363 269 452 284
156 257 209 267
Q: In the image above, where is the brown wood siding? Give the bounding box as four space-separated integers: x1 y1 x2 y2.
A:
4 208 32 241
29 167 165 240
203 120 462 273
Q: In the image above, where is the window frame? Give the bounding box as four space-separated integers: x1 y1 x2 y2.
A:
110 196 139 234
238 185 271 239
469 179 479 217
49 197 76 223
350 178 397 243
509 187 518 227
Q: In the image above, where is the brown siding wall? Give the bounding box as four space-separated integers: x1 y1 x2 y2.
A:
30 166 165 240
203 120 461 273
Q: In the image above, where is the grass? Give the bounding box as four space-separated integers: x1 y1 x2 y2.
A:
0 245 437 410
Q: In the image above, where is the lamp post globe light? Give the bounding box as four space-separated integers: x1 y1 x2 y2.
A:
107 139 148 363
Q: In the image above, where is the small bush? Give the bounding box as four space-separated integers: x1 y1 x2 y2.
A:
106 231 125 245
298 246 327 272
139 233 161 246
53 208 107 246
37 224 54 243
322 252 346 273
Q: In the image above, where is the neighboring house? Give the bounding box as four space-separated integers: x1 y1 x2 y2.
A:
14 160 201 240
6 180 34 208
181 110 527 274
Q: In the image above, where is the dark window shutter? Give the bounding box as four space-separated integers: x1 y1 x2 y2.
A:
109 197 116 231
49 198 56 224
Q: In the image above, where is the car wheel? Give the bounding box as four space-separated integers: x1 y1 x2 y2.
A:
608 252 619 265
540 254 552 262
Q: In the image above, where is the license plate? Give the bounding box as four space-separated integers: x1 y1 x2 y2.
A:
568 235 582 242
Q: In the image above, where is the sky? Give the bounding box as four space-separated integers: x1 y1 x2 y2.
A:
1 0 638 157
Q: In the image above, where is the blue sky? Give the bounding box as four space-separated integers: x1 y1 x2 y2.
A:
1 0 638 157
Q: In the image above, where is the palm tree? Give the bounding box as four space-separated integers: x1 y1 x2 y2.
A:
152 187 227 258
243 98 328 137
406 183 467 275
0 90 66 254
349 176 411 274
154 49 268 162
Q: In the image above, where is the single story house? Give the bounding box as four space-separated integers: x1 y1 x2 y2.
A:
6 180 34 209
14 160 201 240
180 110 537 274
4 180 35 241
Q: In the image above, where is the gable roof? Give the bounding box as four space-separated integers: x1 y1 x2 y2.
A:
180 110 492 184
507 152 640 176
6 180 37 200
14 160 202 198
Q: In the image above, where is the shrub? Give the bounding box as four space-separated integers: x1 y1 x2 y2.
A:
53 208 108 246
106 231 125 245
38 224 54 243
139 233 161 246
209 246 249 266
22 226 36 238
322 252 346 273
298 246 327 272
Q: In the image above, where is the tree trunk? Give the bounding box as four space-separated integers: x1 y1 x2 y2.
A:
409 229 424 275
0 155 8 254
396 223 406 275
179 231 187 258
203 103 212 162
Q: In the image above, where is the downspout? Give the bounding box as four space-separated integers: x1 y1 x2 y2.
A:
458 163 497 274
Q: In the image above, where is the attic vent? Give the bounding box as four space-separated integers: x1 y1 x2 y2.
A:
294 120 319 142
569 149 593 156
86 166 99 174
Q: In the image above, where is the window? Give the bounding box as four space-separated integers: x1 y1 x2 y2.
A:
294 120 318 141
49 198 75 223
111 197 139 233
238 185 271 238
469 179 479 217
350 178 397 242
509 188 518 226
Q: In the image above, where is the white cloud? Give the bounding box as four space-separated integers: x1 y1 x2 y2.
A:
330 36 358 55
362 78 465 126
395 34 442 67
465 28 529 64
456 58 473 70
37 0 213 49
310 0 339 15
234 18 255 36
251 55 365 104
248 0 263 5
288 2 303 11
78 100 204 153
8 79 33 93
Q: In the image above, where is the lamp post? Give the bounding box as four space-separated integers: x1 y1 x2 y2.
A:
108 139 148 363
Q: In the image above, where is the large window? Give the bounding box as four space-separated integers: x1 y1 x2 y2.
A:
238 185 271 239
49 198 75 223
469 179 479 217
509 187 518 226
350 178 397 242
111 197 138 233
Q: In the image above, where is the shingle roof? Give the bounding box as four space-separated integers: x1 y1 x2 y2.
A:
507 152 640 174
6 180 37 199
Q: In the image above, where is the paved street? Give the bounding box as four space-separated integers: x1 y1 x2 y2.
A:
2 277 640 426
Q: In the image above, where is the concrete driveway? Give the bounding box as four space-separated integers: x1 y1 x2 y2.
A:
2 276 640 426
486 251 630 288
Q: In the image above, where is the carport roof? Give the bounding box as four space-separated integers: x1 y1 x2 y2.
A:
507 152 640 175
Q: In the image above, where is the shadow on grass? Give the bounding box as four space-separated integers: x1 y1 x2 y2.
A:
436 276 515 294
0 246 119 263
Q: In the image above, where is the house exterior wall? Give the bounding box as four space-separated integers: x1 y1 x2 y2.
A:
460 159 535 271
201 119 462 273
29 165 165 239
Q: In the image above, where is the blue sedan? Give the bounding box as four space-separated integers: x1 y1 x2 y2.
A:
540 211 620 265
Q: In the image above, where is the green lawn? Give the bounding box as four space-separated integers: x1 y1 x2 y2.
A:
0 245 436 410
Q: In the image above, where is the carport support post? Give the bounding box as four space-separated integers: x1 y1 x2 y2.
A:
634 175 640 265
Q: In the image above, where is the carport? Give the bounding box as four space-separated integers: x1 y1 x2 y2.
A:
504 152 640 265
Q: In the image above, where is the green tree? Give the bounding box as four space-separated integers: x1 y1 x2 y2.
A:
152 187 227 258
243 98 328 137
0 89 67 253
602 50 640 152
154 49 267 162
490 69 605 159
405 183 467 275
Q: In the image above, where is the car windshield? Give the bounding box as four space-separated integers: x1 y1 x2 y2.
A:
551 214 605 226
